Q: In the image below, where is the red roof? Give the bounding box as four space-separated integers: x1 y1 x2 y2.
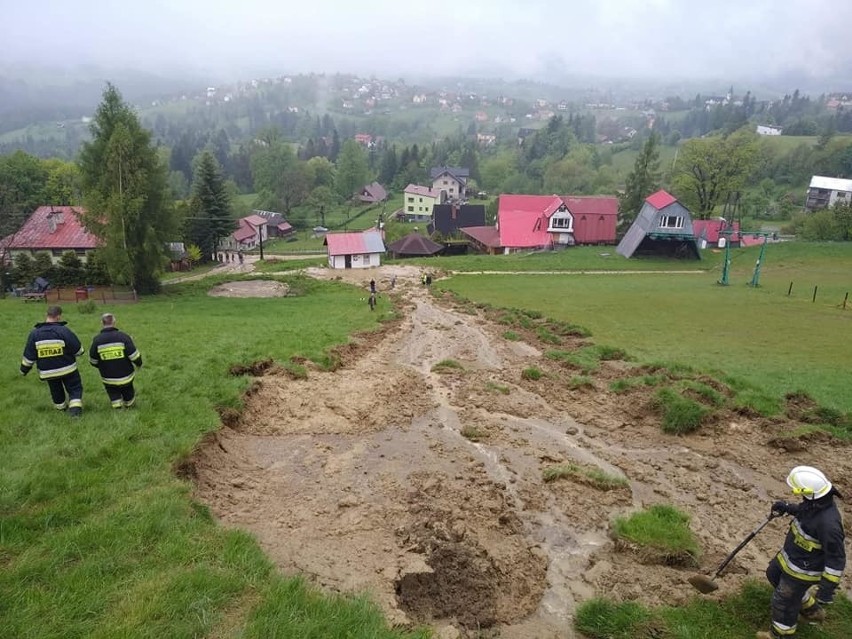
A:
740 234 766 247
242 214 268 227
277 222 293 232
497 195 564 248
561 195 618 217
324 230 386 256
645 190 678 210
232 220 256 242
404 184 440 198
692 219 741 244
1 206 100 251
460 225 501 248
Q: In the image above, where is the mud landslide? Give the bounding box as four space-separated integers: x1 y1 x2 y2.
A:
191 269 852 639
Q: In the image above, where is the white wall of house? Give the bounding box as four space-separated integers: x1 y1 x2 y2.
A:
431 175 465 200
328 252 383 269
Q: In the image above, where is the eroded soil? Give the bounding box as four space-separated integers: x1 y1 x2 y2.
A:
190 266 852 638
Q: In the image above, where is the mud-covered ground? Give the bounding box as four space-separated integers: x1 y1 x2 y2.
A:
189 266 852 639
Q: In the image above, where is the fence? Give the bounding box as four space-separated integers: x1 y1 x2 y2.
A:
43 286 138 304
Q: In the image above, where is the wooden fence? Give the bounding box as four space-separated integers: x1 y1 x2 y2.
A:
42 286 138 304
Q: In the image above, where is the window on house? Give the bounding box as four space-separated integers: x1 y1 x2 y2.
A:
659 215 684 229
407 197 414 203
52 249 63 256
443 180 448 185
407 205 414 212
362 255 371 266
550 216 572 229
419 197 423 202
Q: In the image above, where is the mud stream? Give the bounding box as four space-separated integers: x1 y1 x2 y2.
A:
191 270 852 639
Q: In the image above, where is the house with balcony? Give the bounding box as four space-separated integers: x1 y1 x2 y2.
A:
805 175 852 212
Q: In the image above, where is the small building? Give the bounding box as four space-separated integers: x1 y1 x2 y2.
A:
430 166 470 202
561 196 618 245
616 190 700 259
403 184 441 222
219 214 268 252
1 206 100 264
805 175 852 212
324 230 386 269
252 210 294 237
386 232 443 258
692 219 741 249
358 181 388 204
430 204 487 237
459 226 502 255
166 242 190 271
756 124 782 136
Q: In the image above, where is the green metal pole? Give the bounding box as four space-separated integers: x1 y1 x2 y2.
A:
749 237 767 287
718 240 731 286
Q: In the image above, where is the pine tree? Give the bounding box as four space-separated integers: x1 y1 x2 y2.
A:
618 133 661 230
335 140 371 200
379 145 398 185
79 83 175 293
188 151 233 261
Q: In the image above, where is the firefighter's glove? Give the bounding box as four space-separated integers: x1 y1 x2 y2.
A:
771 501 797 516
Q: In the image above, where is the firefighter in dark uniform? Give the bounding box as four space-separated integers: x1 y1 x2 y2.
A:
89 312 143 409
20 305 85 417
756 466 846 639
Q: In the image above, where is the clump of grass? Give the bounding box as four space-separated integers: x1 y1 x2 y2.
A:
521 366 542 381
593 345 628 361
77 299 98 314
485 381 510 395
568 375 595 390
519 308 543 319
612 504 700 561
536 327 561 344
431 359 464 373
460 425 485 441
544 463 628 491
652 387 709 434
610 379 633 394
575 599 659 639
549 320 592 338
502 330 520 341
565 348 602 374
680 380 725 407
282 361 308 379
545 349 571 361
497 313 516 326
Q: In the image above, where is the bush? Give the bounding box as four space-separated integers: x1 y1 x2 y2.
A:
77 300 98 314
652 387 709 434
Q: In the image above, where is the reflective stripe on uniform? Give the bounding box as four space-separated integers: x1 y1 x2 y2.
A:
771 620 797 636
35 339 66 358
97 342 126 360
111 399 124 408
39 362 79 379
75 346 84 356
22 356 35 366
68 399 82 409
777 550 822 581
54 401 68 410
124 397 136 408
102 373 135 386
823 566 843 583
791 520 822 552
89 358 99 365
128 349 141 361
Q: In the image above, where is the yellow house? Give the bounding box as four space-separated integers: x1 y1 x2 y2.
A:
402 184 440 222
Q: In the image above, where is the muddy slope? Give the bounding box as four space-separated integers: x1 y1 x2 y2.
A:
190 269 852 639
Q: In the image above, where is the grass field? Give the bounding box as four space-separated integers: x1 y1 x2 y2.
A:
401 244 720 272
437 241 852 411
0 274 425 639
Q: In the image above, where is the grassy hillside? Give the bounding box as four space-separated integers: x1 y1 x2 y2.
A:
437 241 852 411
0 275 425 639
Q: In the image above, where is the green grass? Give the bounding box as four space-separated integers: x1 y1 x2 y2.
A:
568 375 595 390
653 387 711 434
161 263 220 281
436 241 852 411
431 358 464 372
404 244 717 273
542 463 627 490
502 330 520 341
0 274 425 639
612 504 700 559
460 425 485 442
485 381 510 394
576 581 852 639
521 366 543 381
253 257 326 272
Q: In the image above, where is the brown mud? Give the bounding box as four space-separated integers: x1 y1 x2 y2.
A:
189 265 852 638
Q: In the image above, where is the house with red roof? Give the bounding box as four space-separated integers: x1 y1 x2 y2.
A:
324 230 386 269
218 214 268 252
1 206 100 264
616 190 700 259
692 218 741 249
402 184 441 222
459 194 617 254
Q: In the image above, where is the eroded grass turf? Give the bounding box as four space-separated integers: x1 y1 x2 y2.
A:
0 274 426 639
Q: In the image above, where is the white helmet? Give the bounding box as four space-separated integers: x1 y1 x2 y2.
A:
786 466 833 500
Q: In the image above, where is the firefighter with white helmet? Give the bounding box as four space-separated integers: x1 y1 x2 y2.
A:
756 466 846 639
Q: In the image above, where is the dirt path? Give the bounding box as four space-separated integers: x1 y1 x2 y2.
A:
190 267 852 638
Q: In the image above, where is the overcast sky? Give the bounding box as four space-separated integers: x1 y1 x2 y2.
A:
2 0 851 83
